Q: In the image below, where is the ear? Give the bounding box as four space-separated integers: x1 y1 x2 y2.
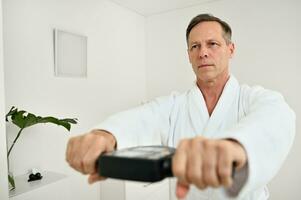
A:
228 42 235 58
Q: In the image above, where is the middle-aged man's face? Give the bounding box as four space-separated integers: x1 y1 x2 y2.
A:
187 21 234 83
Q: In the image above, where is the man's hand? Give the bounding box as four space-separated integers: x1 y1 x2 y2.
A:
66 129 117 184
172 136 247 199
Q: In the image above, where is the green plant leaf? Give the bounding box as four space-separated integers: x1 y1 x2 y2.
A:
6 106 78 159
60 118 78 124
37 117 76 131
5 106 17 122
11 110 27 128
5 106 78 130
8 174 15 189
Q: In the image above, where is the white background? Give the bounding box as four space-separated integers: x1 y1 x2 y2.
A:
0 0 9 199
1 0 300 199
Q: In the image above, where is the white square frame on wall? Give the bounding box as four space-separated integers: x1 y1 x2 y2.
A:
54 29 87 77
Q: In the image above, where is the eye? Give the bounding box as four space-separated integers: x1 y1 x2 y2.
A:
190 44 200 51
208 41 219 48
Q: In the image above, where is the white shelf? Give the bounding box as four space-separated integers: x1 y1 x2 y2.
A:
9 171 67 198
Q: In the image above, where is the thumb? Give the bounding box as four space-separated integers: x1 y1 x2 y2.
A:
176 181 190 199
227 139 247 170
88 173 106 184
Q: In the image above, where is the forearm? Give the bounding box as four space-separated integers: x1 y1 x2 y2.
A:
220 88 295 197
94 95 175 149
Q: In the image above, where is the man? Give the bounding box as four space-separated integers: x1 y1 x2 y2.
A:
66 14 295 199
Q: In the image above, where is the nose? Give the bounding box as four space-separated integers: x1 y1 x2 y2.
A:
198 47 209 58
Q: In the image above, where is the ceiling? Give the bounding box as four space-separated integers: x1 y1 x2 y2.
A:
110 0 218 16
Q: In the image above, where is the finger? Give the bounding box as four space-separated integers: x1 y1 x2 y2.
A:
202 140 219 188
70 136 93 173
217 144 233 187
226 139 247 170
82 137 107 175
84 133 117 175
88 173 107 184
172 140 189 183
233 150 247 171
186 138 203 188
66 137 75 164
176 180 190 199
66 136 83 166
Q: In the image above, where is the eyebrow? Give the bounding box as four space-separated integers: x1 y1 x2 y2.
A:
189 39 220 45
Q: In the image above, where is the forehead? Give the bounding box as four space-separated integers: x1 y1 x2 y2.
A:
188 21 224 43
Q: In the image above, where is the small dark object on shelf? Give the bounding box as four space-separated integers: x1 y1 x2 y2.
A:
28 172 43 182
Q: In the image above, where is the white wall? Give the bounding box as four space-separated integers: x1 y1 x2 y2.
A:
146 0 300 199
0 0 9 199
3 0 146 199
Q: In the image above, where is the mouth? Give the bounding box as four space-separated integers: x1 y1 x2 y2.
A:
198 64 214 68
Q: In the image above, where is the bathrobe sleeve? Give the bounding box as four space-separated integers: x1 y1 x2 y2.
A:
220 86 295 198
94 93 177 149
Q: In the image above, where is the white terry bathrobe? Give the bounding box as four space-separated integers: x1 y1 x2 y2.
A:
96 75 295 200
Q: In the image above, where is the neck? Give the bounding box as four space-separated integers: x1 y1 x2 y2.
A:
196 73 230 115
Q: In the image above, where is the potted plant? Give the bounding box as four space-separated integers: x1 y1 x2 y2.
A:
5 106 78 190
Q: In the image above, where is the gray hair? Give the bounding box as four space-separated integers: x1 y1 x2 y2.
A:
186 13 232 44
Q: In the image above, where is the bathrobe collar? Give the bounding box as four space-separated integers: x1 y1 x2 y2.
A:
189 75 240 137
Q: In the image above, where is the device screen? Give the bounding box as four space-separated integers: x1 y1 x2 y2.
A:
108 146 175 160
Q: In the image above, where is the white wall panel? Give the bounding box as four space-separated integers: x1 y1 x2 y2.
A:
0 0 9 198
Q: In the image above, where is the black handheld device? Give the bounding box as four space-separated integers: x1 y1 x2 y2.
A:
97 145 175 182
